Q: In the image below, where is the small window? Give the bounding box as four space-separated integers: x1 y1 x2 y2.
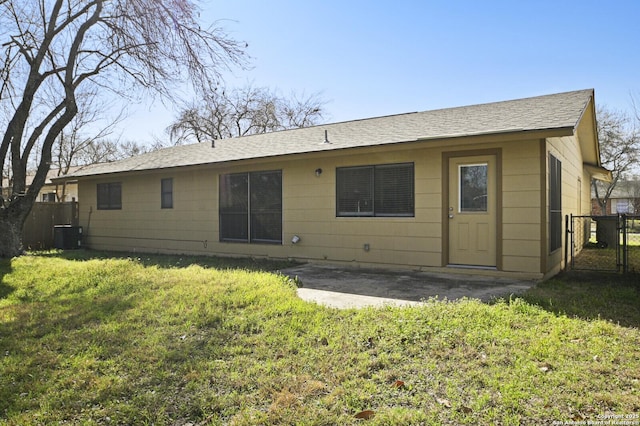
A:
41 192 56 202
97 182 122 210
459 164 488 212
161 178 173 209
336 163 414 217
614 200 629 214
549 154 562 252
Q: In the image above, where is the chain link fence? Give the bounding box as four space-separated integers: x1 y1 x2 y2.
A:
568 214 640 273
622 215 640 273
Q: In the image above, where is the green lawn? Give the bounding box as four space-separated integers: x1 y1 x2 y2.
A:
1 252 639 425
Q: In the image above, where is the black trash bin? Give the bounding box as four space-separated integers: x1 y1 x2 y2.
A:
53 225 83 249
593 216 618 248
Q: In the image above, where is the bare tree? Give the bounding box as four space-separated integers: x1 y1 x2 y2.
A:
0 0 247 257
169 85 326 144
53 91 121 172
49 89 124 200
65 136 166 171
592 106 640 215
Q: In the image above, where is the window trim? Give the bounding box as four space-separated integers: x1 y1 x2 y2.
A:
41 192 56 202
458 163 488 213
97 182 122 210
549 154 562 253
161 178 173 209
336 162 415 217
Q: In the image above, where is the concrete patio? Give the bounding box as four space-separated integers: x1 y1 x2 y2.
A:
281 264 539 309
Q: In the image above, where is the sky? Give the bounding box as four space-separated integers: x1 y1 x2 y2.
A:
118 0 640 144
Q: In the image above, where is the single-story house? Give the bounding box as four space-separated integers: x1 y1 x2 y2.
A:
57 89 611 279
591 180 640 215
2 167 80 202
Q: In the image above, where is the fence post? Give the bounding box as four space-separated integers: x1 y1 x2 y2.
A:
622 214 628 274
565 214 571 272
72 201 79 226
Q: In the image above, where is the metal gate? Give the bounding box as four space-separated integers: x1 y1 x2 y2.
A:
567 214 640 273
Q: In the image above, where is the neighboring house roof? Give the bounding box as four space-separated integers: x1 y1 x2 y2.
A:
2 166 87 188
39 166 87 186
592 180 640 199
2 166 88 197
60 89 598 179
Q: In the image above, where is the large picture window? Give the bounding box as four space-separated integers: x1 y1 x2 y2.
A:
219 170 282 243
336 163 414 217
97 182 121 210
549 154 562 252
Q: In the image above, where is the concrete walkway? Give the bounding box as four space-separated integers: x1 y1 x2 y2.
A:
281 264 538 309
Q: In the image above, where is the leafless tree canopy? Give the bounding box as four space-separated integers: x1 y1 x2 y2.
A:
0 0 247 257
53 89 122 171
168 85 327 144
592 106 640 214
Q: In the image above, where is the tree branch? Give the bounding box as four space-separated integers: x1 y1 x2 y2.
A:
1 0 247 243
21 100 66 163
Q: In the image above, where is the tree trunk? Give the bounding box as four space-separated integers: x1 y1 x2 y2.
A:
0 201 31 258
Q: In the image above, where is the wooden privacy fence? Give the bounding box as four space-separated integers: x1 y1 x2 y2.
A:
23 202 79 250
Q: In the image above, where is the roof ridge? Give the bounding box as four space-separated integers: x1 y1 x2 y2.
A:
237 88 595 138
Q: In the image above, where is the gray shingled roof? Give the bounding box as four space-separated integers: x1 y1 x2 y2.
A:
63 89 594 178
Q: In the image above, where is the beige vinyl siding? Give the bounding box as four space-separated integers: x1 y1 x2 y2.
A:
545 134 585 275
81 169 218 254
78 144 447 269
500 140 542 273
282 147 443 268
581 169 592 215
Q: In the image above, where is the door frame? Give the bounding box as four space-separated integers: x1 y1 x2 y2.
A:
442 148 503 269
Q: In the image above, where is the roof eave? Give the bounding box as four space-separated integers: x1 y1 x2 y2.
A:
584 164 613 182
416 126 576 142
59 127 580 180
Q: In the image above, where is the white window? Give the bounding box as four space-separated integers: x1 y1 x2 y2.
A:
614 199 629 214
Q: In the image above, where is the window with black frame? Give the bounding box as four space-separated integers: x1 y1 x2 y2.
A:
549 154 562 252
161 178 173 209
336 163 414 217
97 182 122 210
219 170 282 243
